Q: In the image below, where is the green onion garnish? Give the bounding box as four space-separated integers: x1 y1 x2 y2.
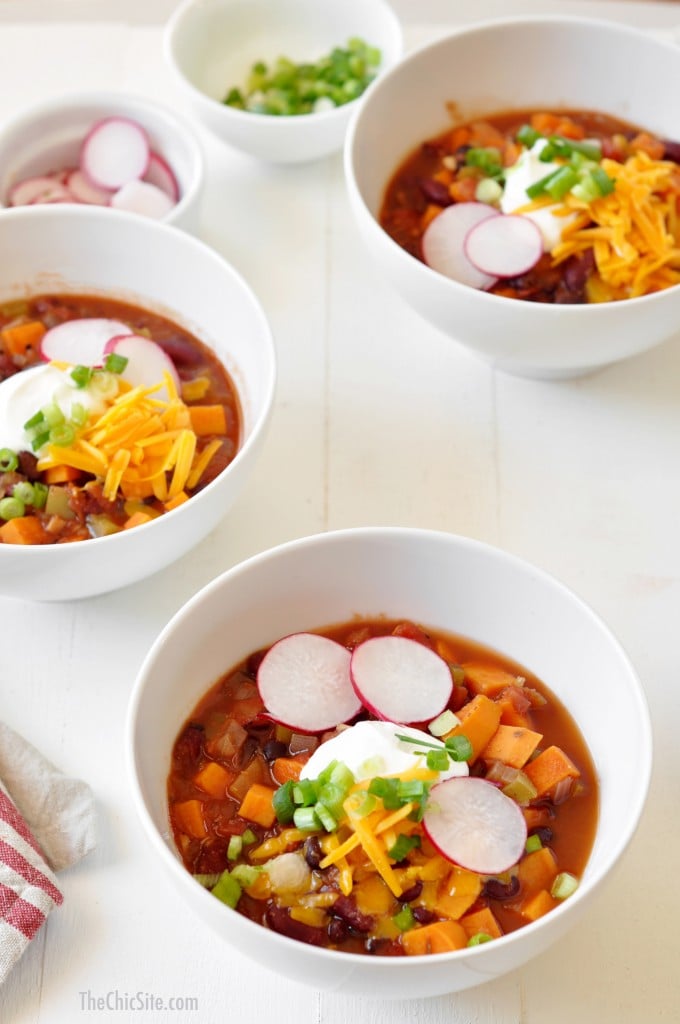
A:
49 423 76 448
426 749 451 772
227 835 243 861
293 778 318 808
210 870 242 908
292 806 321 831
0 496 25 520
467 932 493 946
0 448 18 472
392 904 416 931
525 833 543 854
387 834 420 862
103 352 129 374
11 481 35 506
465 147 504 179
71 365 94 388
444 735 473 762
551 872 579 900
272 780 296 823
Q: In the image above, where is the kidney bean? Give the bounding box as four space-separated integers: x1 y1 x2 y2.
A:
173 723 204 769
17 451 40 481
265 905 326 946
303 835 323 869
365 937 403 956
418 177 453 207
331 895 374 933
483 875 520 901
399 880 423 903
411 906 436 924
662 139 680 164
327 918 349 944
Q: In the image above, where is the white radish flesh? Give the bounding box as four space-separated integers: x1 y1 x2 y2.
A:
80 116 150 190
40 318 133 366
464 214 543 278
423 777 528 875
110 180 174 220
257 632 362 733
144 151 180 202
349 635 453 724
103 334 180 397
67 169 114 206
8 176 73 206
422 202 499 290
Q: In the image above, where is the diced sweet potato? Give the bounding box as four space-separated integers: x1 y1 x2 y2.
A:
238 783 277 828
460 906 503 940
435 866 482 921
445 694 501 761
518 888 557 922
462 663 520 698
402 919 468 955
193 761 233 798
481 724 543 769
524 745 580 797
172 799 207 839
518 846 558 897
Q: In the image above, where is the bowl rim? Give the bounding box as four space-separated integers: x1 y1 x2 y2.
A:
344 12 680 315
0 203 277 560
0 87 206 221
163 0 404 128
126 524 653 968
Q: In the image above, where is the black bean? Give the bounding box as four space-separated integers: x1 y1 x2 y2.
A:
483 875 520 901
303 836 323 869
529 826 554 846
262 739 288 761
399 880 423 903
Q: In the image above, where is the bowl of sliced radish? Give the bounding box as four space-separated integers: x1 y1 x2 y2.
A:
0 91 204 232
128 526 651 998
345 16 680 379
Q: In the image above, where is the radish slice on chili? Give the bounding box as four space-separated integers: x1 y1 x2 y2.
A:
257 633 362 733
423 776 527 875
349 635 453 724
464 214 543 278
103 334 180 396
422 202 499 290
66 169 114 206
80 116 150 190
110 180 175 220
144 151 180 202
40 318 133 366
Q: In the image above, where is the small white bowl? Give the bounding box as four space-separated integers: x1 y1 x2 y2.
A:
128 527 651 999
345 16 680 379
0 205 275 601
0 91 205 233
164 0 403 164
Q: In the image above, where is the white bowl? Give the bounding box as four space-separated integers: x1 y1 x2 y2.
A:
0 91 205 233
0 205 275 601
345 16 680 379
164 0 403 164
127 527 651 999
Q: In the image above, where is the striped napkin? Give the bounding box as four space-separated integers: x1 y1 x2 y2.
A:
0 723 96 985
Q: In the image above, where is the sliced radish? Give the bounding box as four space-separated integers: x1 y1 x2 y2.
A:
144 150 180 202
80 116 150 190
66 169 114 205
103 334 180 396
464 214 543 279
257 633 362 733
8 176 73 206
423 777 527 875
40 318 133 365
422 202 499 290
349 635 453 724
110 179 174 220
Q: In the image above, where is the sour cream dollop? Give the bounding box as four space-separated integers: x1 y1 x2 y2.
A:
300 720 469 783
501 139 577 250
0 364 109 453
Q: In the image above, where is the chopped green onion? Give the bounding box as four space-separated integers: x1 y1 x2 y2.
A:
210 870 242 908
227 835 243 860
293 778 318 807
428 709 458 737
344 790 377 818
387 834 421 862
393 904 416 931
368 777 402 809
467 932 493 946
41 402 65 429
549 134 602 161
23 410 44 430
465 147 503 179
103 352 129 374
475 178 503 204
0 448 18 472
31 430 50 452
317 781 348 819
272 780 296 823
11 481 35 505
230 864 261 888
292 806 321 831
71 402 88 427
398 779 429 803
193 873 221 888
30 482 48 510
71 365 94 388
501 770 537 805
543 165 579 200
0 496 25 520
525 833 543 854
49 423 76 447
313 801 338 832
90 371 119 399
241 828 257 845
591 165 615 196
327 761 355 791
516 124 541 148
551 872 579 900
526 168 565 200
426 749 451 772
444 735 473 762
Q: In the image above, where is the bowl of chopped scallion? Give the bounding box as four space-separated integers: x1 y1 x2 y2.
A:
164 0 403 163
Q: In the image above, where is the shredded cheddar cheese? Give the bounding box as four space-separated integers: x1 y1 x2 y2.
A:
550 151 680 299
36 370 223 505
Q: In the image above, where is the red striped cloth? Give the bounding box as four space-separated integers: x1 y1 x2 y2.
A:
0 784 63 983
0 723 96 985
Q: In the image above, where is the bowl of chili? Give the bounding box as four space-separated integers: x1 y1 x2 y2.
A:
0 205 275 600
344 16 680 378
128 527 651 999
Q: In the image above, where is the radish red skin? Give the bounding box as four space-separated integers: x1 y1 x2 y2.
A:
103 334 181 395
423 776 528 875
422 202 499 290
349 634 453 725
144 151 180 202
257 632 362 734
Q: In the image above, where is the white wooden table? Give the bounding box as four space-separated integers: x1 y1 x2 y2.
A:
2 1 680 1021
